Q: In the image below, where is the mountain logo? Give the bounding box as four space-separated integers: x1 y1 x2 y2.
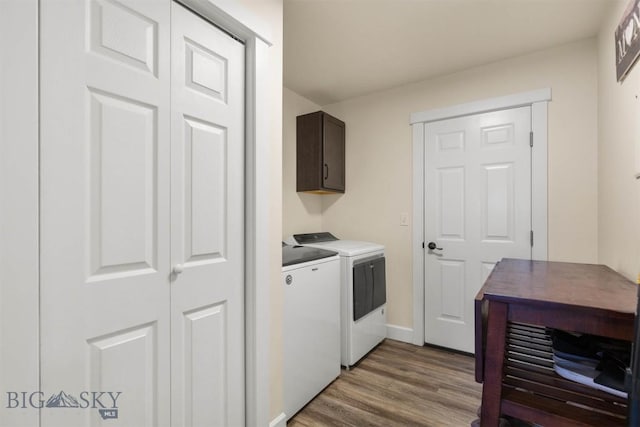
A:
45 391 80 408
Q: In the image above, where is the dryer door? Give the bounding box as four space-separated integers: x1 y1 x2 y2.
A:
353 262 372 321
353 256 386 321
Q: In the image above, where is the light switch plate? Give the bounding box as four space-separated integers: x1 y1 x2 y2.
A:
400 212 409 226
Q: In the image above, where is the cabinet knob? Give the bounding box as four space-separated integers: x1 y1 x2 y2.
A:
172 264 184 275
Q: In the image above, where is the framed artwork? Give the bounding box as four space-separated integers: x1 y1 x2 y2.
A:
616 0 640 82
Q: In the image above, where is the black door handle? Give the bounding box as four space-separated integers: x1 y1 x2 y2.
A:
427 242 442 251
324 163 329 180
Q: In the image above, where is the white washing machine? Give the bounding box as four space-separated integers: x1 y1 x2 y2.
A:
286 233 387 367
282 243 340 420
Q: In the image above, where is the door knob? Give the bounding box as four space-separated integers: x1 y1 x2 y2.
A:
172 264 184 275
427 242 442 251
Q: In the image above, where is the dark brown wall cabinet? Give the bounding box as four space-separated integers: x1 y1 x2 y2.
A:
296 111 345 194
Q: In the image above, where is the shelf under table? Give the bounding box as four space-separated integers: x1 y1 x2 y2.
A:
499 322 627 427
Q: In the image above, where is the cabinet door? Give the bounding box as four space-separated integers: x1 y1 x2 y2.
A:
322 114 345 192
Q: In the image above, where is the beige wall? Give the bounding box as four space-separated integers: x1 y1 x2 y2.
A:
284 39 599 330
279 0 640 418
597 1 640 281
282 87 324 236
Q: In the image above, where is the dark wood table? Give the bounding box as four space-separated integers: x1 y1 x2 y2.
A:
475 258 636 427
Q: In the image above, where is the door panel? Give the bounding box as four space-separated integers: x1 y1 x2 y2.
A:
183 118 227 262
87 323 158 426
182 304 227 427
424 107 531 353
41 2 245 426
439 260 465 321
90 0 158 75
482 163 514 241
40 1 170 426
170 3 245 426
88 89 159 279
438 167 465 239
185 39 228 101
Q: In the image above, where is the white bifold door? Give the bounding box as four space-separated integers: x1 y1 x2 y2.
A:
424 107 532 353
40 1 244 426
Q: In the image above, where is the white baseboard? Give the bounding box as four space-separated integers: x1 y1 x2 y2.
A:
386 324 414 344
270 412 287 427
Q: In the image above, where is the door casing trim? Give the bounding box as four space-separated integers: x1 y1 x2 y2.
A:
410 89 550 346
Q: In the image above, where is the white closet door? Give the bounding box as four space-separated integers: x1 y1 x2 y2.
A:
169 4 245 427
40 0 171 425
424 107 532 353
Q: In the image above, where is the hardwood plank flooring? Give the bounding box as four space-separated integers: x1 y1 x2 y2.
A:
288 339 482 427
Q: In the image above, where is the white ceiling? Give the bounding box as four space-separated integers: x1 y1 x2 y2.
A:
284 0 616 105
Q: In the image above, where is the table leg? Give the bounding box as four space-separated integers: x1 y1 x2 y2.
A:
480 301 508 427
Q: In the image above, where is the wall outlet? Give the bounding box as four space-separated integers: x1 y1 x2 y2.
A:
400 212 409 226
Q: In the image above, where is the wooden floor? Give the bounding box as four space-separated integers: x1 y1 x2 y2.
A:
288 339 482 427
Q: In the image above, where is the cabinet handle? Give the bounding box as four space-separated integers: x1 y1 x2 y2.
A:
324 163 329 180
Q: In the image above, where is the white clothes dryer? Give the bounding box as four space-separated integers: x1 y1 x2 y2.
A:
286 233 387 367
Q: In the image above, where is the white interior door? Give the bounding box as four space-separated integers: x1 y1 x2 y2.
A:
40 1 245 426
424 107 532 353
40 1 171 425
170 3 245 426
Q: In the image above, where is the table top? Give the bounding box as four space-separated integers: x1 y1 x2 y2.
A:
478 258 637 315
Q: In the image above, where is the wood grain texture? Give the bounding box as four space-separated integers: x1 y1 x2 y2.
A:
288 339 482 426
480 259 636 315
476 259 635 426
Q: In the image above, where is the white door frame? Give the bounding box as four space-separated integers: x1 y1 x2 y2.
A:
410 89 550 346
0 1 274 425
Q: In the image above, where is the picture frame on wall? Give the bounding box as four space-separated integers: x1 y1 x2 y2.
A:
616 0 640 82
